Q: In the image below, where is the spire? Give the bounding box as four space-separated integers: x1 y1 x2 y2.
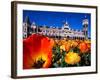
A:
65 21 68 25
62 20 70 30
24 16 31 25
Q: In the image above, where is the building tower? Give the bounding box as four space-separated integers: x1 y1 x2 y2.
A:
23 16 31 38
82 17 88 39
62 21 70 30
61 21 71 39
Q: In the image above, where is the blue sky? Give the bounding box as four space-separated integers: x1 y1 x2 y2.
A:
23 10 91 37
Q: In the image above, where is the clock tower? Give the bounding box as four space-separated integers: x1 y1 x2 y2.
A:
82 17 88 39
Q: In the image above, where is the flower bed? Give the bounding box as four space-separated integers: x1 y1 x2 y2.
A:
23 34 91 69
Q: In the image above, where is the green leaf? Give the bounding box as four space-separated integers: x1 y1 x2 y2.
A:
76 63 80 66
52 63 59 67
62 51 66 56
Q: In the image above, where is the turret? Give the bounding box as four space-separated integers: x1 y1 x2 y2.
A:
23 16 31 38
82 17 88 39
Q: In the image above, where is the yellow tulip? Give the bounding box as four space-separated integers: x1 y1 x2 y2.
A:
65 52 81 65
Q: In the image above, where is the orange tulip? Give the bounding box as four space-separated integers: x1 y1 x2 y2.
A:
59 39 67 45
60 41 71 52
84 40 91 52
23 34 53 69
79 42 89 53
65 42 71 52
71 41 78 48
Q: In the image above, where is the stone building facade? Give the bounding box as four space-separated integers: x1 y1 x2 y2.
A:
23 16 89 40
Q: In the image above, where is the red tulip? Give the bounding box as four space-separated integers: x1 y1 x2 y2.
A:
23 34 54 69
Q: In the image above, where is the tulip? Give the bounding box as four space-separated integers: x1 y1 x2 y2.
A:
23 34 54 69
79 42 89 53
65 52 81 65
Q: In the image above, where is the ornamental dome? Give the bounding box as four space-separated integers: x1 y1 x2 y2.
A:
62 21 70 30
